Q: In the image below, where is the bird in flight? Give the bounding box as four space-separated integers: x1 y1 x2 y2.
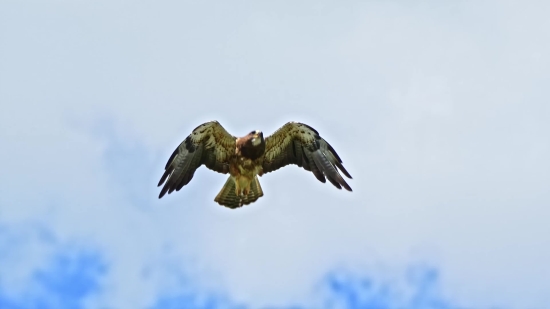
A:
158 121 352 208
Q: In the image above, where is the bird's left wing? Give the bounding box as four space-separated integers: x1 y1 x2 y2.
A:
261 122 353 191
158 121 236 198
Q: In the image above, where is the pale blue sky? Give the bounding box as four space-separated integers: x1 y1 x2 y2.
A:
1 0 549 308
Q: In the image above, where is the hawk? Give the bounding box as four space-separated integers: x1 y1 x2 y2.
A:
158 121 352 208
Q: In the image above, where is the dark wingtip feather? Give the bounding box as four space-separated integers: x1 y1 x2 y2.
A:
326 142 343 162
159 184 170 199
341 181 352 192
326 175 342 189
313 170 326 183
336 162 352 179
324 141 352 179
158 168 172 187
311 150 353 192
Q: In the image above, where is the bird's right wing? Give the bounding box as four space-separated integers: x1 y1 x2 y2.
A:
158 121 236 198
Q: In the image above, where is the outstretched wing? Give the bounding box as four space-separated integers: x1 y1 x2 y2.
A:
261 122 353 191
158 121 236 198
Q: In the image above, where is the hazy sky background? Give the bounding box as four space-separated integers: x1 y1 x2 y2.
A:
1 0 549 308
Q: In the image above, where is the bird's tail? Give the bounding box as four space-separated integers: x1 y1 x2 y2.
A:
214 176 264 209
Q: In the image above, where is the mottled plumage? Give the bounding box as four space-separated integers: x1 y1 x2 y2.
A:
158 121 352 209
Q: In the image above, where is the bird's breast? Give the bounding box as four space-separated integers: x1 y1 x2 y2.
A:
229 156 261 177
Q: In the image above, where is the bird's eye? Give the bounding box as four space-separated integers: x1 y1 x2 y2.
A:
250 130 257 135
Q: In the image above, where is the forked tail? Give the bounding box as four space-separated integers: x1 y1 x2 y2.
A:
214 176 264 209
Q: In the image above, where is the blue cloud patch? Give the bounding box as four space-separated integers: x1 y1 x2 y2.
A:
0 225 107 309
148 264 471 309
151 293 245 309
31 249 107 308
0 250 106 309
320 265 457 309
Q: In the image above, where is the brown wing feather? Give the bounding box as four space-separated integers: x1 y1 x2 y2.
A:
158 121 236 198
261 122 353 191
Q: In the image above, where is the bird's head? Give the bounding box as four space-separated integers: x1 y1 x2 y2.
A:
237 130 265 160
249 130 264 146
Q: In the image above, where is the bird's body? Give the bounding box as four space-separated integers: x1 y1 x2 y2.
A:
224 131 265 203
158 121 352 208
228 156 261 196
